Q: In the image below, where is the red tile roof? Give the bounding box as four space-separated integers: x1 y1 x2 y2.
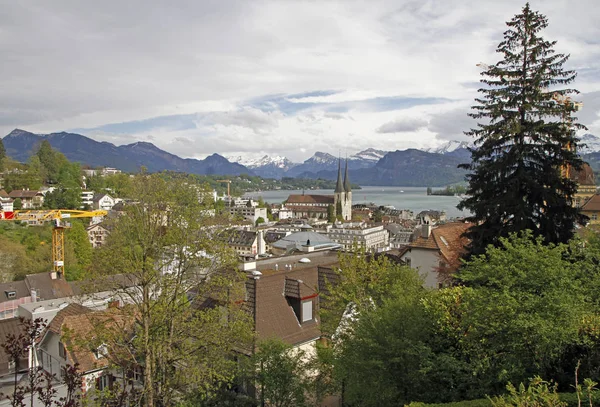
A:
286 194 335 205
407 222 472 265
582 195 600 212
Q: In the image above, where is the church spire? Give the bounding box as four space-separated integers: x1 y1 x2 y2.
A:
343 158 351 192
334 158 344 193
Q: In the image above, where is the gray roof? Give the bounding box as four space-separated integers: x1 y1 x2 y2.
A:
227 230 257 247
272 231 339 250
0 281 30 301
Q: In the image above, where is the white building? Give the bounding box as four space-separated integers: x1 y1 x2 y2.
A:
92 193 116 211
229 206 268 224
320 222 389 252
81 190 94 208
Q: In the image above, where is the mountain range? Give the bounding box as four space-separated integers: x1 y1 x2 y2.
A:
3 129 600 187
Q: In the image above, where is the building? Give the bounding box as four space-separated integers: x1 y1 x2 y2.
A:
285 159 352 220
229 205 267 224
581 195 600 224
92 193 116 211
87 222 110 248
0 318 29 378
38 305 141 393
270 230 342 255
571 163 597 208
416 210 447 223
334 158 352 221
8 189 44 209
245 251 340 353
321 221 389 252
227 230 266 258
81 190 95 208
0 189 14 213
399 222 471 288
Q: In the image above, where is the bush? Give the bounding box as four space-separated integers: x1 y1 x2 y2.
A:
405 393 600 407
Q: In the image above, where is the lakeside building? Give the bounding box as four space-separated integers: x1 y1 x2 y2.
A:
285 159 352 220
317 221 389 252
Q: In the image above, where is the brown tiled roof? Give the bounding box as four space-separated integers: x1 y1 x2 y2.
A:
287 205 328 213
570 163 596 186
252 266 325 346
582 195 600 212
61 309 135 373
0 318 28 372
8 190 40 198
0 281 30 302
286 194 334 205
47 303 91 334
25 273 74 301
0 190 9 199
408 222 472 265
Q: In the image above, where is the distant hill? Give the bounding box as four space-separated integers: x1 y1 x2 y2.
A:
2 129 252 176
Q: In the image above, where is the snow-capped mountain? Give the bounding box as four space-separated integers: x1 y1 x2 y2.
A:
226 154 295 170
424 140 472 154
350 148 388 162
578 134 600 154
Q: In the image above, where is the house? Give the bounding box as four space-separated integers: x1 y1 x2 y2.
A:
0 189 14 213
86 223 110 248
399 222 471 288
416 210 447 223
0 273 76 321
227 230 266 258
581 195 600 225
38 305 140 393
246 252 340 353
8 189 44 209
92 193 116 211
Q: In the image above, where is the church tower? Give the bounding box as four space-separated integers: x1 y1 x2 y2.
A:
334 158 344 220
342 158 352 220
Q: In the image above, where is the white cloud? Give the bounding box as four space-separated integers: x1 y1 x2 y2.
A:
1 0 599 162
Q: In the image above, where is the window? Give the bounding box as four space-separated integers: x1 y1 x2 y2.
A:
302 300 313 322
59 342 67 359
593 214 598 221
96 375 113 391
5 291 16 299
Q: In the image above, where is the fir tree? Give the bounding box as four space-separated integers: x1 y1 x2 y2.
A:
458 3 586 256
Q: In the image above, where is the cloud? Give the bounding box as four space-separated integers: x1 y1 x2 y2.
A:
377 118 428 133
1 0 599 162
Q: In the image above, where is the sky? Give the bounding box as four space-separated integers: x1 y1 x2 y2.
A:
1 0 600 162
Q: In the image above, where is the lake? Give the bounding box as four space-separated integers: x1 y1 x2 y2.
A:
244 186 470 219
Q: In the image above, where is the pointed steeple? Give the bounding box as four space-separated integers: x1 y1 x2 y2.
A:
334 158 344 193
343 158 351 192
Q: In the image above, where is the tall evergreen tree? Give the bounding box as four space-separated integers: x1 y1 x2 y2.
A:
458 3 586 256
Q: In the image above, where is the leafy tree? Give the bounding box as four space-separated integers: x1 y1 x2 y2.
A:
458 3 586 256
255 216 265 226
91 173 253 407
454 232 589 394
335 201 343 222
327 205 335 223
12 198 21 210
252 339 311 407
43 188 81 210
490 377 566 407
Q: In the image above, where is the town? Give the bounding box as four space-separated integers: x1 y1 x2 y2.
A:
2 1 600 407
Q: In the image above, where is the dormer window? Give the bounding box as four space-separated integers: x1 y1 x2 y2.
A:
5 290 16 299
94 344 108 359
302 300 313 322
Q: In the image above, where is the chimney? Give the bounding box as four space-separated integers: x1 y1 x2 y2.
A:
421 223 431 239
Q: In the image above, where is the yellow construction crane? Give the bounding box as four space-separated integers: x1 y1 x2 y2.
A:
216 179 232 198
0 209 107 278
